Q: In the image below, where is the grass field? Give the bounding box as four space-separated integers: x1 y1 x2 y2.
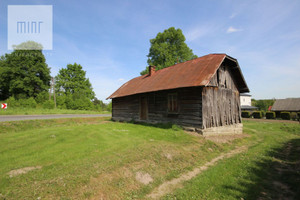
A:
0 118 299 199
0 108 110 115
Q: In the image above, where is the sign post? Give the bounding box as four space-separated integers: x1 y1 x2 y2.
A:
1 103 7 109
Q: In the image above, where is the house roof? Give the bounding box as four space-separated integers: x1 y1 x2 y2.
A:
107 54 249 99
271 98 300 111
241 105 258 110
240 93 252 97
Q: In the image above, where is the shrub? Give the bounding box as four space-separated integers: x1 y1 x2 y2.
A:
290 112 297 121
56 95 67 109
266 112 276 119
8 97 37 108
6 97 20 107
20 97 37 108
94 104 103 111
58 104 67 109
42 100 55 109
253 111 262 119
298 112 300 120
241 111 250 118
281 112 291 120
35 91 49 104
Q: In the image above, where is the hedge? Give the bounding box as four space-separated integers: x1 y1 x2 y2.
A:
241 111 251 118
253 111 262 119
266 112 275 119
281 112 291 120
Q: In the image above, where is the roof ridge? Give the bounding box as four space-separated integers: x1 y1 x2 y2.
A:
141 53 226 77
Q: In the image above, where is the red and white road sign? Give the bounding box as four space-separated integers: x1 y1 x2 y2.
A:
1 103 7 109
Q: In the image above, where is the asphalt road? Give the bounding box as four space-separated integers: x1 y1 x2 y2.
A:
0 114 111 122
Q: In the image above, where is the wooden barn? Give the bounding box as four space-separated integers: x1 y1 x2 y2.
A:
271 98 300 117
107 54 249 135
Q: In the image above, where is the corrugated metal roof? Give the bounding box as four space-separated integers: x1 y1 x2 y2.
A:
107 54 249 99
271 98 300 111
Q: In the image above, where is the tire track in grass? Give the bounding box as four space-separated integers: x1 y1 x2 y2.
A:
147 146 248 199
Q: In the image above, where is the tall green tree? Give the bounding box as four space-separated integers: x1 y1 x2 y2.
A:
0 56 10 100
55 63 95 100
0 42 51 100
140 27 197 75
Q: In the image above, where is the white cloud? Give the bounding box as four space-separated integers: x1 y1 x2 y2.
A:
226 26 243 33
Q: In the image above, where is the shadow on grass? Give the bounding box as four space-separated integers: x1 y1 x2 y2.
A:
223 138 300 200
111 118 182 130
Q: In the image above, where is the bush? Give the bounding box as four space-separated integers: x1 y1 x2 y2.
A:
241 111 251 118
290 112 297 121
253 111 262 119
94 104 103 111
20 97 37 108
35 91 49 104
42 100 55 109
7 97 37 108
281 112 291 120
298 112 300 120
56 95 67 109
266 112 276 119
6 97 20 107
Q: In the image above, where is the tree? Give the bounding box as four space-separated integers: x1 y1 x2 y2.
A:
252 99 276 112
0 41 51 100
55 63 95 101
0 56 10 100
140 27 197 75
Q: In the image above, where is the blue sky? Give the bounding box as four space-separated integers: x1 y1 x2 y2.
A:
1 0 299 102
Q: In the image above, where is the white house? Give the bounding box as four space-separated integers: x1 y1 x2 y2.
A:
240 94 257 111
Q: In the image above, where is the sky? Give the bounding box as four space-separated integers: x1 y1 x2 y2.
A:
0 0 299 102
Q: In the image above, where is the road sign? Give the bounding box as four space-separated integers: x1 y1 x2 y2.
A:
1 103 7 109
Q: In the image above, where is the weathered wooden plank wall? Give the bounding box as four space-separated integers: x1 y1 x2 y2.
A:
202 64 241 129
112 87 203 128
112 95 139 120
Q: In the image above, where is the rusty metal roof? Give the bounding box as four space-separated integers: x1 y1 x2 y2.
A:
107 54 249 99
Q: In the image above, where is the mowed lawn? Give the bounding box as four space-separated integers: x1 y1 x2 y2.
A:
0 118 299 199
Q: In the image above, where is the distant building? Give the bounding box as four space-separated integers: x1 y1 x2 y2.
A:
271 98 300 115
240 94 257 111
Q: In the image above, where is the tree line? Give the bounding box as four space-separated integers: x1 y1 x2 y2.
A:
0 41 111 111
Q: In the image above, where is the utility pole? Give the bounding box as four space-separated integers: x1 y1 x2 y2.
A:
51 77 57 109
49 78 52 100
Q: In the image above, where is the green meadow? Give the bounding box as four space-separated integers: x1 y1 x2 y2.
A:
0 118 299 199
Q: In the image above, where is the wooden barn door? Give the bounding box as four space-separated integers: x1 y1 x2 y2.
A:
140 96 148 120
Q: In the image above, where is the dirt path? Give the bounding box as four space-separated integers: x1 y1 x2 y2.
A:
147 146 248 199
